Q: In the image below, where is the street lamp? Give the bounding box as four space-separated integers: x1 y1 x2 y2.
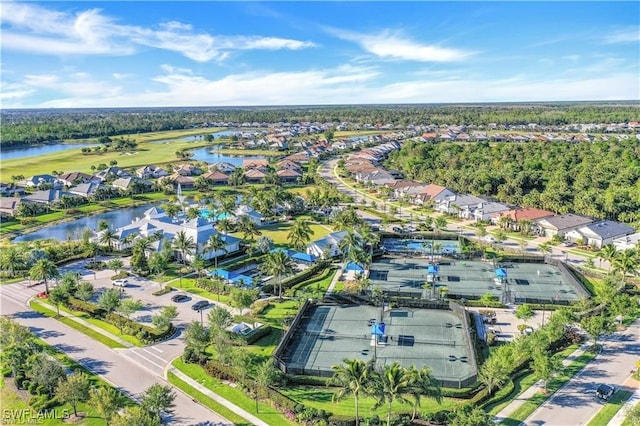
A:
255 380 259 413
198 309 204 326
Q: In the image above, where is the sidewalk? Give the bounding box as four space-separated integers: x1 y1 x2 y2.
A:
325 264 343 296
606 376 640 425
494 343 589 424
31 298 135 348
167 367 269 426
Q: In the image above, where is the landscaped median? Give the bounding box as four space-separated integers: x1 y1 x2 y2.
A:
499 350 598 425
29 299 130 349
170 358 297 426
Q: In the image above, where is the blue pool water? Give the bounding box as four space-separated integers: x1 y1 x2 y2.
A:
200 210 231 221
382 238 460 255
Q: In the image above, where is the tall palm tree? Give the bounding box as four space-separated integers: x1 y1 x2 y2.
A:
173 231 195 265
238 215 261 242
206 233 227 271
330 359 374 426
0 246 23 278
29 258 60 294
598 244 618 273
406 365 442 421
287 219 313 252
260 250 294 300
358 224 380 258
371 362 412 426
433 216 448 235
99 228 118 251
339 232 364 265
612 249 638 285
217 218 233 237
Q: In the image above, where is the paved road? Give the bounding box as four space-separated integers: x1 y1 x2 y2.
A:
0 282 231 426
524 321 640 426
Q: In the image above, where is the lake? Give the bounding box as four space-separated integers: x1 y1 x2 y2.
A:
1 129 242 161
12 203 160 242
190 146 265 165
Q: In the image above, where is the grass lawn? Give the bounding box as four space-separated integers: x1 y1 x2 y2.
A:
291 268 337 296
243 328 282 359
280 385 457 417
215 148 282 157
587 390 633 426
500 351 597 425
259 300 300 326
120 127 226 143
172 358 298 426
0 276 25 285
232 222 332 246
29 300 127 349
167 372 253 426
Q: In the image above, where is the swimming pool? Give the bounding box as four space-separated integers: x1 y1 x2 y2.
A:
382 238 461 255
199 210 231 221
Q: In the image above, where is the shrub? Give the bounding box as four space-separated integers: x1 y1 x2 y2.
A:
242 325 272 345
287 374 330 386
110 271 129 280
68 298 106 317
326 415 356 426
27 381 38 395
152 286 173 296
85 261 107 270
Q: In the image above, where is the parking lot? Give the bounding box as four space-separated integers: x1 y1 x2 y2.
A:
58 257 223 328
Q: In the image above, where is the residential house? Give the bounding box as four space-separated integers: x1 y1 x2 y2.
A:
0 184 25 197
565 220 636 249
112 177 151 193
494 207 555 230
0 197 21 217
20 174 57 188
94 167 131 182
57 172 93 187
110 206 241 262
136 165 169 179
243 159 269 170
434 194 485 217
23 189 76 205
613 233 640 251
533 214 594 238
68 182 102 198
202 171 229 186
209 162 237 174
276 159 302 172
276 169 302 183
244 168 267 184
173 164 202 176
170 175 196 190
306 230 351 259
412 184 456 206
472 202 512 222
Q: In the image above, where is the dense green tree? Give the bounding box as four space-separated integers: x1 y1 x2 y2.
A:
98 288 121 314
56 372 91 417
89 386 127 425
141 383 176 422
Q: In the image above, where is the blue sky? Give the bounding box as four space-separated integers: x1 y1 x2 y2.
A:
1 1 638 108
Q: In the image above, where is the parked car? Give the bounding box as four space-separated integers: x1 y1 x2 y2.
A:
562 240 576 247
483 235 497 243
112 279 128 287
191 300 210 311
171 294 189 303
596 384 616 401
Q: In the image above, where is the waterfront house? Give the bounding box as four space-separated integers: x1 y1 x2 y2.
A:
0 197 21 217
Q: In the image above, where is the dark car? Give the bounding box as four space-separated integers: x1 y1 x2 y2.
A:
596 384 615 401
191 300 210 311
171 294 189 303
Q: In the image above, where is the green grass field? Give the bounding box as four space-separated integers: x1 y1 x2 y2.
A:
587 390 632 426
232 222 332 246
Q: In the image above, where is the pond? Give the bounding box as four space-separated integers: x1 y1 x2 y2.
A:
12 203 160 243
189 146 265 165
1 143 95 161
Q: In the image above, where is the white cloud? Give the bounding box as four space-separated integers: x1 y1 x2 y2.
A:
602 27 640 44
112 73 133 80
11 64 637 109
0 2 315 61
329 28 472 62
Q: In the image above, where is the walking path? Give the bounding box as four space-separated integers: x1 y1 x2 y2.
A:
30 297 135 348
494 343 590 424
325 263 343 296
167 366 269 426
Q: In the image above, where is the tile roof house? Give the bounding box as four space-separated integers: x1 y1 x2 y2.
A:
494 207 555 228
94 167 131 182
243 159 269 169
412 184 455 205
202 171 230 185
112 177 151 192
244 168 267 183
137 165 169 179
57 172 94 187
174 164 203 176
276 168 302 183
534 214 595 238
565 220 636 249
209 162 237 174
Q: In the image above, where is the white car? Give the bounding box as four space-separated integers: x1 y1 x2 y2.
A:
483 235 496 243
112 279 129 287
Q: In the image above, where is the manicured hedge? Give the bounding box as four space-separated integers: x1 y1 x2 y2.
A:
242 325 273 345
152 286 173 296
105 312 175 344
263 261 330 294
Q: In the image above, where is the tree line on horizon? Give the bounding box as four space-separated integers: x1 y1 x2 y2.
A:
1 103 638 147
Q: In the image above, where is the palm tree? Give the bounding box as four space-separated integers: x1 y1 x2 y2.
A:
407 365 442 421
238 215 261 242
598 244 618 273
339 232 364 265
358 224 380 258
173 231 195 265
330 359 374 426
287 219 313 252
612 249 638 285
29 258 60 294
0 246 23 277
433 216 448 235
99 228 118 251
371 362 412 426
260 250 294 300
217 218 233 237
206 233 227 271
192 254 206 285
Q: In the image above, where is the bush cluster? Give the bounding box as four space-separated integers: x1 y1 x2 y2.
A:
105 313 175 344
152 286 173 296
